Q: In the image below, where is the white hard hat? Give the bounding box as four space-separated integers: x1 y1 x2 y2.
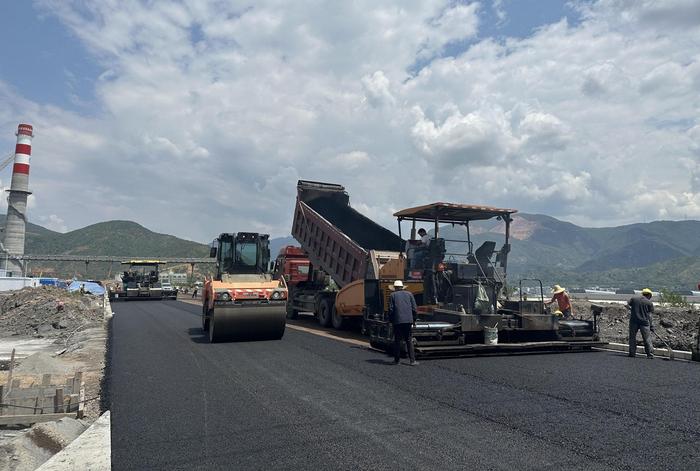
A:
393 280 404 288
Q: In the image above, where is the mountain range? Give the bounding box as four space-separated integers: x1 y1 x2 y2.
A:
2 214 699 288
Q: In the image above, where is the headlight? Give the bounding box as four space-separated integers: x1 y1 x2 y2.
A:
271 291 281 300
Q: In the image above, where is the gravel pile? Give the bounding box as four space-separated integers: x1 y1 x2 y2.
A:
0 286 103 339
571 299 700 351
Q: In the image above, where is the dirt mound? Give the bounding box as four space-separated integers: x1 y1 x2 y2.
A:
570 299 700 351
0 286 103 339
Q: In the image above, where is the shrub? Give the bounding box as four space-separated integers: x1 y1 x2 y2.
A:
658 289 690 308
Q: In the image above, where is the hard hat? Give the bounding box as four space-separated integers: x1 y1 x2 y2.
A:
553 310 563 317
552 284 565 294
641 288 653 295
393 280 404 288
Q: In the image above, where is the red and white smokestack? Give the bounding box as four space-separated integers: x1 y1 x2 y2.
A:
2 123 34 275
11 124 33 192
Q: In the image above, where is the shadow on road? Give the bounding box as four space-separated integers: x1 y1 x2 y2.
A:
365 358 398 365
187 327 209 344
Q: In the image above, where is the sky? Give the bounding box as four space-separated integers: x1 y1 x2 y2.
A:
0 0 699 243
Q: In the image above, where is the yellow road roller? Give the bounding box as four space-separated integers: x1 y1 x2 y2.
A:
202 232 287 342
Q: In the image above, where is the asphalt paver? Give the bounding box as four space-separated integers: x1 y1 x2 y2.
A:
109 301 700 470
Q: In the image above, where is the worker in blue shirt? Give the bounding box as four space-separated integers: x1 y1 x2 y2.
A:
388 280 418 366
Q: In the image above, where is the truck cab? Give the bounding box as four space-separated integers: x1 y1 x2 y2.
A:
274 245 310 285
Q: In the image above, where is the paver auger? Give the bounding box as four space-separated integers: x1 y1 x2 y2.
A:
202 232 287 342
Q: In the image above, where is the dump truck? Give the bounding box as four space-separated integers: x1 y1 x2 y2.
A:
289 180 416 329
364 202 605 356
202 232 287 342
108 260 166 301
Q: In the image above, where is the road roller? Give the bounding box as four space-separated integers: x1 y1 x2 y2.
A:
202 232 287 342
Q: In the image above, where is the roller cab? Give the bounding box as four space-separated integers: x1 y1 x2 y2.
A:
203 232 287 342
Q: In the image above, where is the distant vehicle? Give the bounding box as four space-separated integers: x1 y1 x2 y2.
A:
161 282 178 300
108 260 166 301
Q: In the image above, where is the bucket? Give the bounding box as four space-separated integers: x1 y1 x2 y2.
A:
483 326 498 345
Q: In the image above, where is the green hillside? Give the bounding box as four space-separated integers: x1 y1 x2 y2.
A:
3 212 699 287
27 220 209 257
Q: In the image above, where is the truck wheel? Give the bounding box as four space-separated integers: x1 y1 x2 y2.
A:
331 306 346 330
202 304 211 332
318 299 332 327
286 305 299 320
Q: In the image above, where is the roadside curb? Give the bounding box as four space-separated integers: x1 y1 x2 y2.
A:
595 342 693 361
35 410 111 471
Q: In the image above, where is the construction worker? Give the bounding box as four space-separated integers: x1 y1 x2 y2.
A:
417 228 430 246
628 288 655 359
544 284 573 318
388 280 418 366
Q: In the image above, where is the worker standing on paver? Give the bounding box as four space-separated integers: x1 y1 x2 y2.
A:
544 284 573 319
628 288 655 359
388 280 418 366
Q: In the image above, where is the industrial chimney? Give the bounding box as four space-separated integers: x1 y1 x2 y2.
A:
2 123 33 276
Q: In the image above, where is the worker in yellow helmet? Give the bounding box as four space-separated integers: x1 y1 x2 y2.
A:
627 288 655 359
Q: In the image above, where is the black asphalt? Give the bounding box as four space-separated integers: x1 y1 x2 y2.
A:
109 301 700 470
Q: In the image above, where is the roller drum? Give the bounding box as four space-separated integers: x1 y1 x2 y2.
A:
209 303 286 342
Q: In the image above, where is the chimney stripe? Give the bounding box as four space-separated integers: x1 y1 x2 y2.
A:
15 144 31 155
12 163 30 175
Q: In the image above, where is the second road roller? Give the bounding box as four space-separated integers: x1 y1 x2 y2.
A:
202 232 287 342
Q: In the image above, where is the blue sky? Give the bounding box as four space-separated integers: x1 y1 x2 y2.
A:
1 1 580 114
0 2 101 113
0 1 698 240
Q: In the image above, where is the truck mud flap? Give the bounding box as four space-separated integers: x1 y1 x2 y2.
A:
209 304 286 342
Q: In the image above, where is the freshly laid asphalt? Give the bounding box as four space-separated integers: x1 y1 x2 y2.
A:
109 300 700 470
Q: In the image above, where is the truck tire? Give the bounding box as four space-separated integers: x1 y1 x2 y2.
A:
318 299 332 327
286 305 299 320
331 306 346 330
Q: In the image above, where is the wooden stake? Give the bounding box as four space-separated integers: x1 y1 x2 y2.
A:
77 382 85 419
54 388 64 413
5 348 15 395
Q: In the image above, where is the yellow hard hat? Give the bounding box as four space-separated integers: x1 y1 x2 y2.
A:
641 288 653 295
553 310 563 317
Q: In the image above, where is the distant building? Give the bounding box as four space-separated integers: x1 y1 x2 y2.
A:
160 271 188 285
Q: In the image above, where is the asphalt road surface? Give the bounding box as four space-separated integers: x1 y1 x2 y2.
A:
109 301 700 470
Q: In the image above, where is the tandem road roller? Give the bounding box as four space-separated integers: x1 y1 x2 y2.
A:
202 232 288 342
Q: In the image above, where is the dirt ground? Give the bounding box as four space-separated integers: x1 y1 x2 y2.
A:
570 299 700 351
0 286 109 470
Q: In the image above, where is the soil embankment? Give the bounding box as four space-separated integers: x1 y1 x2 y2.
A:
0 286 109 470
570 299 700 351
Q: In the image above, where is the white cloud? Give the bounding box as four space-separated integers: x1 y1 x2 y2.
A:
38 214 68 233
0 0 698 242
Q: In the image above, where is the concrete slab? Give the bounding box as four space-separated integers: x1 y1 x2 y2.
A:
36 411 110 471
0 338 55 361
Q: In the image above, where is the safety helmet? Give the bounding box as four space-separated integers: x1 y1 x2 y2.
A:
641 288 653 296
